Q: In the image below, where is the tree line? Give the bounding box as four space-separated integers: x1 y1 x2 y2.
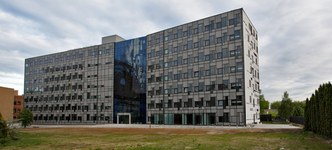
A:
304 82 332 138
260 91 305 119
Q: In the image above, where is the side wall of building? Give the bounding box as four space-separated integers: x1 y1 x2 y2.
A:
242 11 260 124
0 87 17 121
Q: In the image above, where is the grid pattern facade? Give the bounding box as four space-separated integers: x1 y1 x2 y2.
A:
24 43 115 124
24 8 259 126
146 9 259 125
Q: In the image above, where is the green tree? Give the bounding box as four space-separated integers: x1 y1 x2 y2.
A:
0 112 9 143
305 82 332 138
293 105 304 116
0 112 6 138
0 112 18 144
270 101 281 109
278 91 294 120
293 101 305 110
259 94 269 114
19 109 33 128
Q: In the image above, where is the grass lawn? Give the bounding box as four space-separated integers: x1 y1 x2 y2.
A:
1 128 331 150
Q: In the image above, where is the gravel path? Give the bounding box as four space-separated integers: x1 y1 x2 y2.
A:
29 123 300 129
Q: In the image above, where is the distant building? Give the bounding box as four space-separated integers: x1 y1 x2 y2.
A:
14 95 24 120
0 86 23 121
24 8 260 126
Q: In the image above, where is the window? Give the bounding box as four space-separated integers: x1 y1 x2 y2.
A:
183 44 188 50
148 91 154 96
230 66 236 73
235 46 242 57
236 62 243 72
164 49 169 54
173 74 178 80
217 52 222 59
194 86 199 92
216 22 222 28
164 62 168 68
148 65 154 72
194 42 199 48
229 18 235 26
222 33 228 43
188 98 193 107
234 30 241 40
164 89 169 94
218 100 223 106
223 64 229 74
210 97 216 106
184 87 188 93
236 78 243 89
183 30 188 36
206 85 211 91
173 60 178 66
221 17 227 27
217 37 222 43
164 75 168 81
183 58 188 64
183 73 188 79
205 25 210 31
229 34 235 41
198 82 204 92
156 76 161 82
194 71 199 77
231 96 243 106
174 88 178 94
220 113 229 122
205 55 210 61
205 40 210 46
231 83 237 89
230 50 235 57
222 48 229 58
218 80 229 90
195 100 202 107
211 81 216 91
194 56 199 63
173 47 178 53
210 66 216 75
217 68 223 75
205 70 210 76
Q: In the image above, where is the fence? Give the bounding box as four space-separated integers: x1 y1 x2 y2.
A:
289 116 304 125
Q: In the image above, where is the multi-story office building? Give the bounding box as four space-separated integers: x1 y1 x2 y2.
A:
24 8 259 126
146 8 259 126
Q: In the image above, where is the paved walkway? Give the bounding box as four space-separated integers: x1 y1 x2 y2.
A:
30 123 300 129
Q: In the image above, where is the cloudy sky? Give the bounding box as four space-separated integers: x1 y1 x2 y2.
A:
0 0 331 102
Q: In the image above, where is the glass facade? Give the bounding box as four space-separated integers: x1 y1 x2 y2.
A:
24 8 259 126
113 37 147 124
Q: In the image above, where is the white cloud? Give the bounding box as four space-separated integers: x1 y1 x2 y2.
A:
0 0 331 100
0 72 24 93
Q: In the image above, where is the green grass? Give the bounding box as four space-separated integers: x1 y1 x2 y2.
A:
0 128 331 150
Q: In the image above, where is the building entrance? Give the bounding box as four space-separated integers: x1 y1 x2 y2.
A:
117 113 131 124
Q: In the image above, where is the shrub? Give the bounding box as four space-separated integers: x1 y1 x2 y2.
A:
19 109 33 128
